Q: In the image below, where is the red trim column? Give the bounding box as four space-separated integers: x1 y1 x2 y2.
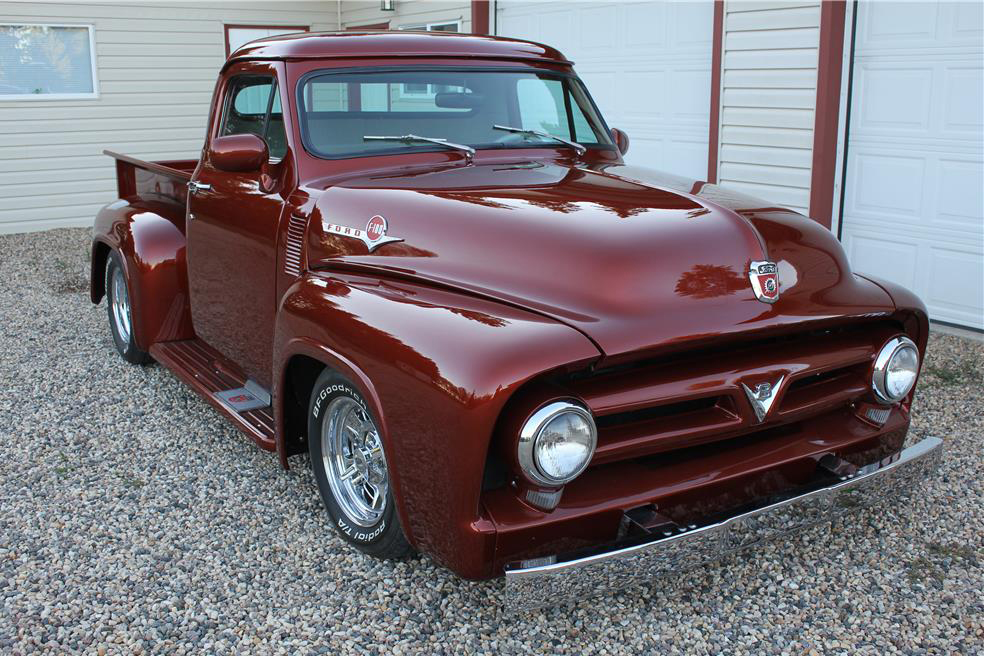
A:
808 1 848 229
706 1 724 184
472 0 491 35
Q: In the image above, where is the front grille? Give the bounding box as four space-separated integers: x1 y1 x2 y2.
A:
558 321 903 467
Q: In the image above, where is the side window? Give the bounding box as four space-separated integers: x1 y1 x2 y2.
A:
221 75 287 160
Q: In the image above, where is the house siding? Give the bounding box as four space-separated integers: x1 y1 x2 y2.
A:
717 1 821 214
0 1 338 234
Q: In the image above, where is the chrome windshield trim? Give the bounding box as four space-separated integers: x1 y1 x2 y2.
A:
504 436 943 608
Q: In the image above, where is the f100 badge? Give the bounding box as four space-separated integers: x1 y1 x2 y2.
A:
325 215 403 252
749 260 780 304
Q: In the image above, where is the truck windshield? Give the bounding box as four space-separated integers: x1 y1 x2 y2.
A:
297 69 614 159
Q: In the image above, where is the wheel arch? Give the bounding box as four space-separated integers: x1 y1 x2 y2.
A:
90 200 193 350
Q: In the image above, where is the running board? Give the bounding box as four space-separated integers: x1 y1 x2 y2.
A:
149 339 276 451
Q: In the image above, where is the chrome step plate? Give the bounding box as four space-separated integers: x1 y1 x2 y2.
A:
215 387 268 412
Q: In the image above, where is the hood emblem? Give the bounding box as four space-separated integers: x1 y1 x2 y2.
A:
325 215 404 252
749 260 780 304
742 376 785 423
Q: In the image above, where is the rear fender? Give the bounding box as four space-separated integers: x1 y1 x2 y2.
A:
273 272 600 579
90 199 193 350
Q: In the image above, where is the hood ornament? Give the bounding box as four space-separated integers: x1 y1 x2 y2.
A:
742 375 785 422
749 260 780 304
325 215 403 252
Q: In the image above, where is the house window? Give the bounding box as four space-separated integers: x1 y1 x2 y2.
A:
224 24 309 56
398 22 460 94
0 24 98 100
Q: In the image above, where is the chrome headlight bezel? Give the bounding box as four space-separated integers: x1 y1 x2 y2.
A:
518 400 597 487
872 335 920 404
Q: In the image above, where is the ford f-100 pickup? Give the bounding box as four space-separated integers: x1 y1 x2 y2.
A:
90 31 941 605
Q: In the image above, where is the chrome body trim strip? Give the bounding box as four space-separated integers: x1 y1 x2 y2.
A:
503 436 943 607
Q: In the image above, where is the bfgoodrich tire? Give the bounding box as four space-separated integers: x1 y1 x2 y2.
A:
105 251 151 365
308 369 413 559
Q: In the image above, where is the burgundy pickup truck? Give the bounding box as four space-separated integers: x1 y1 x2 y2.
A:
90 31 941 604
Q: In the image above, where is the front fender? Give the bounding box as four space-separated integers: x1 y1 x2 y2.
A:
855 273 931 354
91 199 193 350
273 272 601 579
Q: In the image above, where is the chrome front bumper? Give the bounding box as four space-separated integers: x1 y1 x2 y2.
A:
504 437 943 607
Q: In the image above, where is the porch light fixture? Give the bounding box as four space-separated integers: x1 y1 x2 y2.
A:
381 0 395 11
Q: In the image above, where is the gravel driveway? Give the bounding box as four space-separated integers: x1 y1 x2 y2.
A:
1 228 981 655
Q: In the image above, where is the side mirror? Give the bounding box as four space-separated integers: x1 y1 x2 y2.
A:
610 128 630 156
209 134 268 173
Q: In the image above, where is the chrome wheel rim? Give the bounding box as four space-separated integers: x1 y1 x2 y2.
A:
322 396 388 527
110 266 132 345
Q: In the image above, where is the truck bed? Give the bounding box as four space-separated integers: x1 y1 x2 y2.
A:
104 150 197 227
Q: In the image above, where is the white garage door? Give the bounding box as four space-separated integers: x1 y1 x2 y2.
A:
495 1 713 180
840 1 983 330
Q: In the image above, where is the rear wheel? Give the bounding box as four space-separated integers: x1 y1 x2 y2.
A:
308 369 413 559
106 251 151 364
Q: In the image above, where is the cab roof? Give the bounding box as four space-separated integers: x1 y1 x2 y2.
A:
227 30 572 66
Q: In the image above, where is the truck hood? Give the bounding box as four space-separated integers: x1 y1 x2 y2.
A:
306 160 894 360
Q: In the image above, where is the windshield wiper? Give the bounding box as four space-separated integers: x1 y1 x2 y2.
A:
492 124 586 157
363 134 474 162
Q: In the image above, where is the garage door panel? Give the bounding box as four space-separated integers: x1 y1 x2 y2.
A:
953 2 984 40
928 247 984 324
537 10 575 51
623 3 668 50
860 2 938 46
943 65 984 133
855 65 933 132
669 68 712 120
669 2 713 50
661 137 710 181
845 234 920 290
842 0 983 329
615 70 667 117
850 152 926 219
578 5 618 52
936 158 984 230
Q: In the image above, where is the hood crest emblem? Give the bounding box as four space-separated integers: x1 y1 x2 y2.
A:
325 215 404 252
749 260 780 304
742 376 785 423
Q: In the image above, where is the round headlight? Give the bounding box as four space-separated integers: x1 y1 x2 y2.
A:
872 336 919 403
518 401 597 486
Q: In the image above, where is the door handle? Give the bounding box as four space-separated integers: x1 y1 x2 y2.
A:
187 181 212 194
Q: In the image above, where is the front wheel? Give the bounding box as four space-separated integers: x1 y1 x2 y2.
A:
308 369 413 559
105 251 151 364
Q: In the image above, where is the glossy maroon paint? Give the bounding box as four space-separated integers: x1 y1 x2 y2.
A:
90 32 929 580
